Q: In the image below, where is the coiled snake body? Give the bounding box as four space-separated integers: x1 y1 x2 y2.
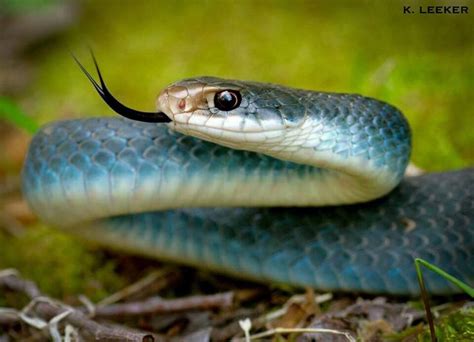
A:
23 75 473 295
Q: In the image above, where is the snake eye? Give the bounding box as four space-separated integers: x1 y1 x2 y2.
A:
214 90 241 111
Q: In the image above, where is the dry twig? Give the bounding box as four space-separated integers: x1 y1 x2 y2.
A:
0 269 161 341
97 269 179 306
93 292 234 318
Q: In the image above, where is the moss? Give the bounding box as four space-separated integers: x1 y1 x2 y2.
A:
0 225 125 302
387 307 474 341
425 307 474 342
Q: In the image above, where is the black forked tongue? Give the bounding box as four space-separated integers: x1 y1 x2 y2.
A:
72 51 171 123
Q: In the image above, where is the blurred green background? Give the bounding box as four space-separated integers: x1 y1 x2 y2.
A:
0 0 472 298
3 0 473 169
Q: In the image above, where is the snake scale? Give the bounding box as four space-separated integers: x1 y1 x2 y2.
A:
22 57 473 296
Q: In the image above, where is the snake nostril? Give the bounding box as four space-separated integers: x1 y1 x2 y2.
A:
178 99 186 110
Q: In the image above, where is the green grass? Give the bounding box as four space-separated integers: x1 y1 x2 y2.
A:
0 97 39 134
415 258 474 341
21 0 472 170
416 258 474 298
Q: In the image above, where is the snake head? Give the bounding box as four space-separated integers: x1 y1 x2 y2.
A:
156 77 307 148
74 52 306 147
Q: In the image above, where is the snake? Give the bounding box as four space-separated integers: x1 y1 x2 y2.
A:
22 55 473 296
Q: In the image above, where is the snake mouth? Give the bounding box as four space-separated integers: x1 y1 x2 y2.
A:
73 51 172 123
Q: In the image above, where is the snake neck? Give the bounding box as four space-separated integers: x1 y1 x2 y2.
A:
264 115 408 204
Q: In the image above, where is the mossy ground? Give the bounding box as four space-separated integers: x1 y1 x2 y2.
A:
0 0 472 340
0 225 125 303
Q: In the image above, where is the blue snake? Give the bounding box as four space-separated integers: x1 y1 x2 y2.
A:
22 56 473 296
